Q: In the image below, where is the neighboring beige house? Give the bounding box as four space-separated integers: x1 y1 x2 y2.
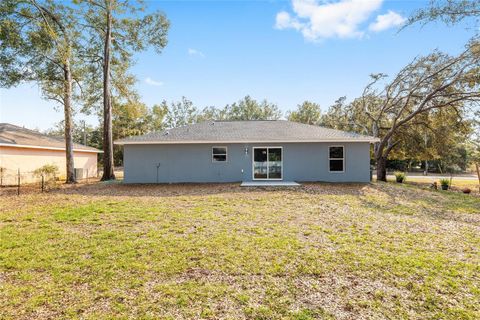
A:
0 123 101 184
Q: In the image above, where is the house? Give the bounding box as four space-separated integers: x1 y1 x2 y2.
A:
0 123 101 184
115 120 379 184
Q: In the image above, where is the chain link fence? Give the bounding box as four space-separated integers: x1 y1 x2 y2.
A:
0 168 98 196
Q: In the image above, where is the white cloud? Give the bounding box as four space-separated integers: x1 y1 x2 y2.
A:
145 77 164 87
188 48 205 58
275 11 303 31
369 10 406 32
275 0 384 41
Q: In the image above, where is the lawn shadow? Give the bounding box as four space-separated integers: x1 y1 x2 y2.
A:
356 181 480 226
11 180 479 226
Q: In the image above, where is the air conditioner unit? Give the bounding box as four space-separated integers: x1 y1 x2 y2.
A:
74 168 84 180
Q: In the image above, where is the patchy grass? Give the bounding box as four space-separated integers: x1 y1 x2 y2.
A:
0 182 479 319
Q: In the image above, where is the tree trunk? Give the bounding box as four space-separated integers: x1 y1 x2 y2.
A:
374 140 388 182
63 59 76 184
101 7 115 181
476 163 480 193
438 163 443 174
376 156 387 182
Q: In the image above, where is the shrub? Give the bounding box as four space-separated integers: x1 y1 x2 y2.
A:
462 188 471 194
394 171 406 183
439 178 450 190
33 164 59 180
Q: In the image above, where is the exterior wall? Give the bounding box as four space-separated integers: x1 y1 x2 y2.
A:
123 142 371 183
0 146 98 184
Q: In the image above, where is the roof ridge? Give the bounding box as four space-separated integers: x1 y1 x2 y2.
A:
0 122 101 152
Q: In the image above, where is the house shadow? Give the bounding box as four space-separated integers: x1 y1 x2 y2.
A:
48 180 372 198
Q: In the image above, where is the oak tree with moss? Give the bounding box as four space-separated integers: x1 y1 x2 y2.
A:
322 44 480 181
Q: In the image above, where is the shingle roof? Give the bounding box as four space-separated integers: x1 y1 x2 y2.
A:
0 123 101 153
115 120 378 144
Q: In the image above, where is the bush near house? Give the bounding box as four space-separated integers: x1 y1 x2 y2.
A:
33 164 59 180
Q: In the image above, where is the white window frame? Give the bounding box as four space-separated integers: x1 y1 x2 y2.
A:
328 145 345 173
252 146 283 181
212 146 228 163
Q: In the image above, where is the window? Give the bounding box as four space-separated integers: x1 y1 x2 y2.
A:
329 146 344 172
212 147 227 162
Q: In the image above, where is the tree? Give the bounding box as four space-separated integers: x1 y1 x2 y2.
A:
401 0 480 177
405 0 479 31
320 97 349 130
467 139 480 192
161 96 282 126
164 97 198 128
197 106 229 122
1 0 82 183
376 47 479 180
322 45 480 181
112 100 154 165
113 101 151 140
320 95 385 134
388 107 473 173
288 101 322 125
225 96 282 120
45 119 103 151
77 0 169 180
196 96 282 122
150 103 168 131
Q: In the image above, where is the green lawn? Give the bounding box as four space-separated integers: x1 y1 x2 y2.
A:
1 182 479 319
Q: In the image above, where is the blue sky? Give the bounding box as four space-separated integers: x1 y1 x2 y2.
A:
0 0 474 130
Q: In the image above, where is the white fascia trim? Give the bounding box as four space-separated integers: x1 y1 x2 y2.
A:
115 139 379 145
0 143 102 153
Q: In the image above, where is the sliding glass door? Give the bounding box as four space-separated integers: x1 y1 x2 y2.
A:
253 148 268 179
268 148 282 179
253 147 282 180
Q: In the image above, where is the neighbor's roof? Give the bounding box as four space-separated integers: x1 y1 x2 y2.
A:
115 120 379 145
0 123 101 153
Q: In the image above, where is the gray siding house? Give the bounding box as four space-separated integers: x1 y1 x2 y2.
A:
115 121 378 184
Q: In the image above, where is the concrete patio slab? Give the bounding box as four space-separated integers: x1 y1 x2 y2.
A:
240 181 301 187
